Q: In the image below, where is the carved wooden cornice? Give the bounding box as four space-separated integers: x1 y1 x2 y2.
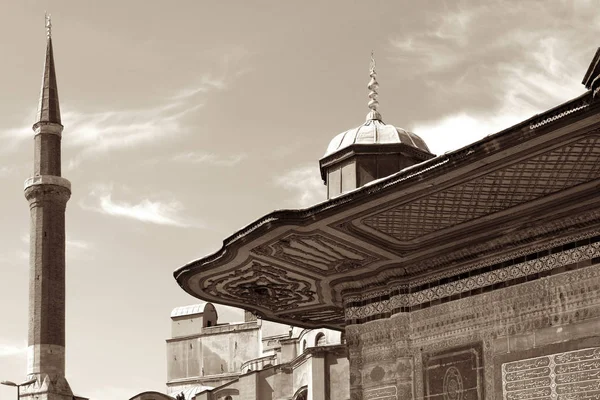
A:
174 90 600 331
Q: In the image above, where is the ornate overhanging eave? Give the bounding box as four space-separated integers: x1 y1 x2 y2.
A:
175 91 600 330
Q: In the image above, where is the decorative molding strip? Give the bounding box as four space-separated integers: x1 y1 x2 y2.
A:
345 238 600 322
345 227 600 302
529 98 590 130
24 175 71 191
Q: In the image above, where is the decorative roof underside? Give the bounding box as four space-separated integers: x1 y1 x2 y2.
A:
174 91 600 331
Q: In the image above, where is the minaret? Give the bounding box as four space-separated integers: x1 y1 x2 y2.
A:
22 14 74 400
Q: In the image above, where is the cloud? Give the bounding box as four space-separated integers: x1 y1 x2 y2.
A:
82 184 199 228
21 233 91 250
275 164 326 208
0 166 15 177
19 234 91 261
171 151 247 167
67 238 91 251
0 341 26 358
390 0 599 154
1 48 252 165
172 74 228 100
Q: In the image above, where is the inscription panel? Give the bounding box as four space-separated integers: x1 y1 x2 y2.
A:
423 343 484 400
502 347 600 400
364 385 397 400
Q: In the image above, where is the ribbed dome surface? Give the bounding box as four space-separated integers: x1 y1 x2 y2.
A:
324 119 430 157
170 303 207 318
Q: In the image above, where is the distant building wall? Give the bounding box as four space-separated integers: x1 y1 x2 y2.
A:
172 315 205 338
166 322 260 391
327 352 349 400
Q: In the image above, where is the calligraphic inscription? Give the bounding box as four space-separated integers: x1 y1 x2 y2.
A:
423 343 483 400
502 347 600 400
364 385 397 400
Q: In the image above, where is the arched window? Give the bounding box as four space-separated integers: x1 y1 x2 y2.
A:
302 339 307 352
293 386 308 400
225 396 233 400
315 332 326 346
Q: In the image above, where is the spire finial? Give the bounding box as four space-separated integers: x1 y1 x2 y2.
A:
35 11 61 127
367 50 382 121
45 12 52 39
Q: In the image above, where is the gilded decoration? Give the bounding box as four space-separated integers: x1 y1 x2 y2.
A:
362 135 600 242
502 347 600 400
252 232 382 275
203 259 317 311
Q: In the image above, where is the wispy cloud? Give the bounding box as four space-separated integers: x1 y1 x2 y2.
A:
82 184 199 228
0 165 15 177
172 74 228 100
171 151 247 167
67 238 91 251
2 47 252 167
0 341 26 358
274 164 326 208
390 0 599 154
19 234 92 261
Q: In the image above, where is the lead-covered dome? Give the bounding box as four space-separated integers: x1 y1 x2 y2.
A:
319 53 435 199
324 118 431 157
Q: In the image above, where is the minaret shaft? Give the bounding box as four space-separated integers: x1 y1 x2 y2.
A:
34 133 62 176
21 15 74 399
26 185 69 374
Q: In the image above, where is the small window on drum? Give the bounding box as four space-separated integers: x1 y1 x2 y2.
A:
315 333 326 346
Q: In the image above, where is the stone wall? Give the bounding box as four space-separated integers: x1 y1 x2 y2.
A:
345 236 600 400
166 322 260 388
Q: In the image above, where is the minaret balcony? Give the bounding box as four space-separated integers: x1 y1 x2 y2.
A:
24 175 71 191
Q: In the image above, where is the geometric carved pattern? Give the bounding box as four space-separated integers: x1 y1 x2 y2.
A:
344 240 600 321
423 343 483 400
283 306 345 326
253 232 381 275
502 347 600 400
203 259 316 311
443 367 464 400
364 135 600 241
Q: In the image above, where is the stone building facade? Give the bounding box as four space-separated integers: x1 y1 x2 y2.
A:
130 303 349 400
173 51 600 400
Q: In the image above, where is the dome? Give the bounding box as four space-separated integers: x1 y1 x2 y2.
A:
324 118 431 157
170 303 208 318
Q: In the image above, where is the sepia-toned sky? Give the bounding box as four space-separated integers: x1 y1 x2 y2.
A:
0 0 598 398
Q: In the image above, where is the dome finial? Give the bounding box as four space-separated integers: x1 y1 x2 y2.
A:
367 51 382 121
45 12 52 39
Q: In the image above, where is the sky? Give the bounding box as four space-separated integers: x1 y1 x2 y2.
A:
0 0 598 399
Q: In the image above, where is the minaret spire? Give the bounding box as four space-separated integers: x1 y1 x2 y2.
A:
21 14 76 400
366 51 382 121
36 12 61 127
